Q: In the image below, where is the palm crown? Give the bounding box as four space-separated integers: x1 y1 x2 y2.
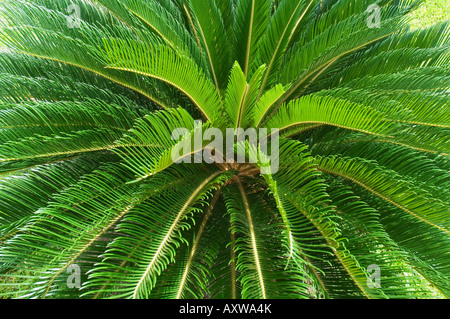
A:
0 0 449 299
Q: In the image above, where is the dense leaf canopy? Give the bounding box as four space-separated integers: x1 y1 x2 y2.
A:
0 0 449 299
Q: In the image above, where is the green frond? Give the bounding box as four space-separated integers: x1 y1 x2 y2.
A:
264 94 396 138
253 83 285 127
314 87 450 129
255 0 315 97
224 63 266 129
224 180 320 299
0 99 141 170
379 214 450 298
0 155 108 245
349 181 450 297
326 179 444 298
339 65 450 93
168 190 224 299
331 47 449 88
277 2 416 104
0 163 138 298
234 0 271 78
114 0 205 66
0 52 158 107
103 38 222 122
315 155 450 235
308 130 450 203
0 0 448 300
0 0 174 108
188 0 233 92
215 0 237 44
83 165 231 299
113 107 215 182
271 139 435 298
94 0 158 32
251 139 335 297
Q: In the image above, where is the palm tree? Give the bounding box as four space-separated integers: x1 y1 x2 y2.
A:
0 0 448 299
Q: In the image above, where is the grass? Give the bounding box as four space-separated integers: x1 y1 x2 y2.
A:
0 0 448 299
409 0 450 29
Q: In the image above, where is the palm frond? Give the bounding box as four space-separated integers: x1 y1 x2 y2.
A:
83 165 231 299
0 0 173 108
0 99 140 170
234 0 271 78
264 94 396 138
188 0 233 92
224 63 266 129
0 0 448 300
103 38 222 122
315 155 450 235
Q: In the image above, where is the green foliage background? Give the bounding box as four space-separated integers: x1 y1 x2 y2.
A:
0 0 448 299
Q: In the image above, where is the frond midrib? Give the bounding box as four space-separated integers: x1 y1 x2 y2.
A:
132 170 223 299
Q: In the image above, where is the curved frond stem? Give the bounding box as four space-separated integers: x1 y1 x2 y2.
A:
15 51 168 109
0 146 112 163
254 84 286 128
295 57 338 96
107 65 211 122
91 175 192 300
268 120 390 140
42 204 135 298
284 197 373 299
262 174 294 262
399 121 450 129
273 33 396 111
243 0 256 77
317 166 450 235
188 7 221 95
93 0 143 38
0 143 159 163
376 139 450 156
257 0 315 100
0 155 80 178
230 229 237 300
281 124 324 138
125 9 175 51
132 170 223 299
175 189 222 299
183 4 202 50
236 84 250 130
286 0 315 45
234 177 266 299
